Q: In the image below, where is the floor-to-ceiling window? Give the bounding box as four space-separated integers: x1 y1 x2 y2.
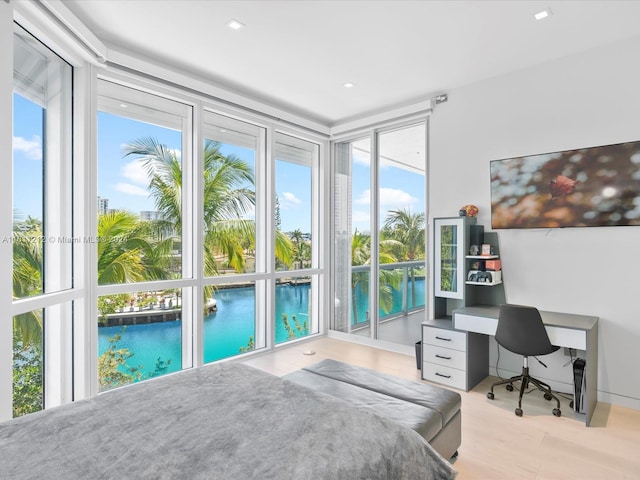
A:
274 133 321 344
333 122 427 347
4 8 326 415
11 24 73 416
96 80 192 391
201 111 263 362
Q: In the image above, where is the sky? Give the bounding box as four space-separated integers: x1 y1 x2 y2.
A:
351 153 425 234
13 94 425 234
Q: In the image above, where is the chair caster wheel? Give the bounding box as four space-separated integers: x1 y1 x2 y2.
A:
544 393 552 401
515 408 523 417
487 392 494 400
553 408 561 417
506 384 514 392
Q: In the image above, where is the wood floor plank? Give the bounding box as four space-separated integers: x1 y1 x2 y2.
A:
242 337 640 479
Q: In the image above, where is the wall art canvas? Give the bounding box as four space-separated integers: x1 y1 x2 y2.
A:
490 140 640 229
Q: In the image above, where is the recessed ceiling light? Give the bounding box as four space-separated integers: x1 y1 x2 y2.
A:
343 82 355 88
119 103 128 108
534 8 552 20
227 19 245 30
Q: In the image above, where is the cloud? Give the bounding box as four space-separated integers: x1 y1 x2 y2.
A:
354 189 370 205
354 188 418 210
13 135 42 160
352 210 370 223
379 187 418 209
120 160 149 186
114 182 150 197
280 191 302 209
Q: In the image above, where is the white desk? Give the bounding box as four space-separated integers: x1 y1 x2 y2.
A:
453 305 598 427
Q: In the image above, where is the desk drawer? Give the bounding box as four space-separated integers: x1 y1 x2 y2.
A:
547 326 586 350
423 326 466 351
424 344 466 370
454 313 496 335
422 362 466 390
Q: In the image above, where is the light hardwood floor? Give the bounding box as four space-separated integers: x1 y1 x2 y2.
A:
243 337 640 480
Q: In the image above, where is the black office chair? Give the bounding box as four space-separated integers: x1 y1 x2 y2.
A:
487 304 561 417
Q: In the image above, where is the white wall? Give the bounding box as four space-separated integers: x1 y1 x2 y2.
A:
430 35 640 410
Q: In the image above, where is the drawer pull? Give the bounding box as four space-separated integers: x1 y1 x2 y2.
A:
435 354 451 360
435 372 452 379
435 336 451 342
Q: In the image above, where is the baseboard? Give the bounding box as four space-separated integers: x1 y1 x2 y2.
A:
597 391 640 411
488 366 640 411
327 330 414 356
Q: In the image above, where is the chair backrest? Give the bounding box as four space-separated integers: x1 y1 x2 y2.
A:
495 304 557 357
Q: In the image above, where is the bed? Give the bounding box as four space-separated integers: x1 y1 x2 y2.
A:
0 362 457 479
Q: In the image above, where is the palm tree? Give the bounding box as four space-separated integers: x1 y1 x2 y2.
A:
350 229 399 325
383 208 425 260
97 210 172 285
382 208 426 307
12 219 44 346
290 229 309 269
123 137 293 278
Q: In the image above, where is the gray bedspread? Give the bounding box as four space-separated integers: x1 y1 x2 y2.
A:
0 362 457 480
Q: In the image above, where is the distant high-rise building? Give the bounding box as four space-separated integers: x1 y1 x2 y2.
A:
97 196 109 215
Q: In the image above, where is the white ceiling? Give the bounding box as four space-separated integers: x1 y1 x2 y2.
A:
63 0 640 127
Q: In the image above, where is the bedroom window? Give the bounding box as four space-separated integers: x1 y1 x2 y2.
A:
333 122 427 348
273 134 320 344
376 125 426 344
11 24 73 417
201 111 265 360
97 80 192 391
275 133 317 272
334 137 372 334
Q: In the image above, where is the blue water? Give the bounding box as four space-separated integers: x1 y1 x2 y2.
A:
99 283 312 380
352 277 426 325
98 279 424 382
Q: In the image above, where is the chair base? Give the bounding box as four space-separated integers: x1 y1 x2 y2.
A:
487 366 561 417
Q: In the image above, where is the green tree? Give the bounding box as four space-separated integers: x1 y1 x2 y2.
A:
11 216 44 416
290 229 310 269
97 210 172 285
350 229 400 324
12 226 44 345
382 208 426 306
98 329 143 391
12 327 43 417
123 137 293 281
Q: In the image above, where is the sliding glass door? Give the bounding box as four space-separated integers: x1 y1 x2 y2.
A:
333 122 427 347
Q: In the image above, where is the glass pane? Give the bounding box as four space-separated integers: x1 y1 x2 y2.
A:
98 289 182 392
202 112 259 276
13 26 73 298
275 276 316 344
13 309 43 417
333 138 371 334
378 265 425 319
97 107 183 285
203 283 257 363
440 224 458 293
377 124 426 345
275 133 317 271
